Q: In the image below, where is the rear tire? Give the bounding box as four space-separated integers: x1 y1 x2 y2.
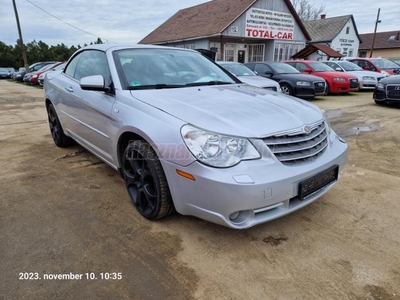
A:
47 103 73 147
121 140 174 220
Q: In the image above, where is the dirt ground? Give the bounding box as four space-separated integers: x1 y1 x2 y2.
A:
1 80 399 300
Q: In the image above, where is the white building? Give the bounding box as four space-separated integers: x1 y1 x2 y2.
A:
139 0 311 63
303 14 361 60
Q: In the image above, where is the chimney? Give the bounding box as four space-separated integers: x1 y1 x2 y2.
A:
321 14 326 19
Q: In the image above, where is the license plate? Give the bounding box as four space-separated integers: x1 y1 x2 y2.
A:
298 165 339 200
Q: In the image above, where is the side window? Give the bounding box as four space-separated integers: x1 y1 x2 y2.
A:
64 52 83 78
66 50 112 87
296 63 308 72
366 62 376 71
254 64 272 75
351 60 361 67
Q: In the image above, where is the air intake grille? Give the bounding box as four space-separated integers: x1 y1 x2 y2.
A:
264 121 328 166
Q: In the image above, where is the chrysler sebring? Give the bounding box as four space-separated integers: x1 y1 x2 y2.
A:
44 44 348 229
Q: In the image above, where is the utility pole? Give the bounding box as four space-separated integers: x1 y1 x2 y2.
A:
369 8 381 58
12 0 29 72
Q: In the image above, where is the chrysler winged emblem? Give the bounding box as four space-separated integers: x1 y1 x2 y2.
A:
303 125 311 134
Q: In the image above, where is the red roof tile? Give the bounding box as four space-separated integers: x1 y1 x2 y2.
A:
359 31 400 50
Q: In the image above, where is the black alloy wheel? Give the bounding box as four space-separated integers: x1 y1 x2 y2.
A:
122 140 173 220
47 103 73 147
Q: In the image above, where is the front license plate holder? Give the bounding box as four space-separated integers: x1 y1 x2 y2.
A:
298 165 339 200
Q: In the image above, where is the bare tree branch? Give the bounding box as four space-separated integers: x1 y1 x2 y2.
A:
292 0 326 21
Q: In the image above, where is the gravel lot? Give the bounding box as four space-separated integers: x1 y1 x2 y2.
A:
1 80 399 300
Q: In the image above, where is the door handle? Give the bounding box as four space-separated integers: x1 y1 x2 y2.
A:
65 86 74 92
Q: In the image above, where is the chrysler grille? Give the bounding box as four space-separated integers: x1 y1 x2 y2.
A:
264 121 328 165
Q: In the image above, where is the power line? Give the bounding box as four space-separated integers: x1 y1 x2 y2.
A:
24 0 117 44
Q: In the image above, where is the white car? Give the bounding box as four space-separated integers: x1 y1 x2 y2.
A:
218 61 282 92
323 60 385 90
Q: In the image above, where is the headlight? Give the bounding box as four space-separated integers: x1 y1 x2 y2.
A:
32 75 38 79
377 83 385 89
321 110 332 135
181 125 261 167
362 76 375 81
296 81 311 86
333 77 346 82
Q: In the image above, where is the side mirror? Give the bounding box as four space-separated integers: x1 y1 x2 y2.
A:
264 72 273 77
254 70 258 75
80 75 108 91
335 67 343 72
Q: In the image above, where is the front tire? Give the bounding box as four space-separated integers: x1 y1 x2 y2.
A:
122 140 174 220
47 103 73 147
280 83 292 95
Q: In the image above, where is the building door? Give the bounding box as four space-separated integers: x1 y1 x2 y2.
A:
238 50 245 63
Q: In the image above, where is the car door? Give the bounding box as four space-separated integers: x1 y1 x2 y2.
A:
57 50 116 165
254 63 273 78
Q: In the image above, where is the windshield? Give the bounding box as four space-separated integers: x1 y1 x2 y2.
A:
114 48 237 89
219 63 256 76
268 62 300 74
308 62 335 72
337 61 362 71
371 58 400 69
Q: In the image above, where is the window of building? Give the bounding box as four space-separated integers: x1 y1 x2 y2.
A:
348 49 354 57
248 44 265 62
359 51 367 58
274 43 305 61
224 49 234 61
346 27 350 34
210 42 221 61
184 44 195 50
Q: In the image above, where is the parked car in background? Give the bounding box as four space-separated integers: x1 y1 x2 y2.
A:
14 61 56 82
347 58 400 76
38 62 66 86
322 60 384 90
217 61 281 92
373 76 400 105
245 61 326 98
285 60 359 94
29 62 64 85
0 67 10 79
44 44 348 229
7 67 16 78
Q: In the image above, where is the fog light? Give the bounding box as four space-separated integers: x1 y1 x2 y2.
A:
229 212 240 220
228 210 253 225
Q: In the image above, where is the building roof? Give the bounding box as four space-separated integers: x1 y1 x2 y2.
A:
358 31 400 50
139 0 311 44
291 44 343 59
304 15 360 43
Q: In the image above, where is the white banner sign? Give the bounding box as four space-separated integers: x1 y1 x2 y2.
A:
245 8 294 40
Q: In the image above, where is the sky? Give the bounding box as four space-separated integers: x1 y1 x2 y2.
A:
0 0 398 47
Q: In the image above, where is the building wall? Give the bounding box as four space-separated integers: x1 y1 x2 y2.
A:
160 0 307 63
331 19 360 58
358 48 400 60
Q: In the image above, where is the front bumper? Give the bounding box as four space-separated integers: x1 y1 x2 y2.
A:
162 131 348 229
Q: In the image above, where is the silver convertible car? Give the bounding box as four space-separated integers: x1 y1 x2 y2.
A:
44 44 348 229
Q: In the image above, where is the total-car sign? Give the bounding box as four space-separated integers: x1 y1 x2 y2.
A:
245 8 294 40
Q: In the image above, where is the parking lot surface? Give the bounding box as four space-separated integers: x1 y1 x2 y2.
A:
1 80 399 300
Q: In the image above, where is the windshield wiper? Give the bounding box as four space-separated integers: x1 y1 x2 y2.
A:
185 81 233 87
127 84 184 90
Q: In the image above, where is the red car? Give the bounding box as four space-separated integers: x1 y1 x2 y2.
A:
285 60 359 94
347 58 400 76
29 62 64 85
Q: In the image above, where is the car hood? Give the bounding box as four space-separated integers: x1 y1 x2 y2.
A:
346 70 383 78
130 84 323 138
277 73 325 82
312 71 356 79
237 75 279 88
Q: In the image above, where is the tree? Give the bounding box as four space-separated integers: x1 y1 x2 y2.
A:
292 0 325 21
